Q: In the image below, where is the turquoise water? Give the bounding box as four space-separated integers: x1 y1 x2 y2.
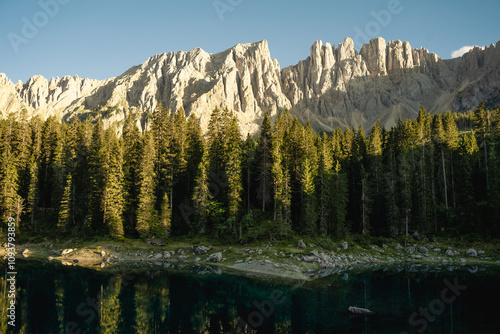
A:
1 260 500 333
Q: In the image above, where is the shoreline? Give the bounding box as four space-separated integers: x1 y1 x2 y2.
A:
5 238 500 280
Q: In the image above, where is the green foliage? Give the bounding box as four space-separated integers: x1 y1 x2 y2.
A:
1 102 499 242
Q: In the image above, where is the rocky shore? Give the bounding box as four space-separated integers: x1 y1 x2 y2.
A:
4 238 500 280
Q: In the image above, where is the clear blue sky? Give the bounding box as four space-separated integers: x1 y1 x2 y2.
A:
1 0 499 83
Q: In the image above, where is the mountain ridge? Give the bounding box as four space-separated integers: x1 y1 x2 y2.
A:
1 37 499 134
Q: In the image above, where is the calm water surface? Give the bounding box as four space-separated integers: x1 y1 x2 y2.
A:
1 260 499 333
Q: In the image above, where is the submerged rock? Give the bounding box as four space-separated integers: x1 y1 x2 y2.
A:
348 306 375 315
468 266 479 273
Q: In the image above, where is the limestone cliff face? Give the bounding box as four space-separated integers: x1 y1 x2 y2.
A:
1 38 499 134
282 37 500 131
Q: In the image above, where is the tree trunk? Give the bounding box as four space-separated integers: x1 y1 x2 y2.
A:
248 166 251 211
273 184 277 221
484 136 489 191
441 148 448 210
450 151 456 208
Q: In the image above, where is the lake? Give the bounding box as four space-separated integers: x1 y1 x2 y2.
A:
1 260 499 333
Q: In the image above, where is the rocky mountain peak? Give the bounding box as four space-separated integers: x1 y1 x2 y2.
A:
0 37 499 134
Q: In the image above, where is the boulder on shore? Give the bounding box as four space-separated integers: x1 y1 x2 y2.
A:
302 256 317 262
297 240 307 248
466 248 478 257
61 249 73 256
195 246 211 254
206 252 223 263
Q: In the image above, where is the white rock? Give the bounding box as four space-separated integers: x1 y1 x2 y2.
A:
61 249 74 256
297 240 307 248
466 249 478 257
195 246 211 254
206 252 223 263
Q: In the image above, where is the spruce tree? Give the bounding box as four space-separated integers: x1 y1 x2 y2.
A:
367 120 384 234
0 147 22 223
242 134 256 213
186 115 204 197
192 148 212 234
74 120 93 232
224 115 243 235
102 129 125 238
300 158 317 235
432 114 448 210
207 107 225 184
256 111 273 212
122 113 142 236
456 131 480 230
399 143 413 236
169 108 188 211
271 111 292 236
57 174 72 232
360 164 371 235
443 112 459 208
136 132 158 238
331 161 348 236
25 116 43 230
88 120 106 233
159 192 171 238
317 133 333 237
474 102 490 191
25 155 39 231
152 102 172 213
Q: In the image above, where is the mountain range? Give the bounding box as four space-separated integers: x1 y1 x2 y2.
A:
1 37 499 134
